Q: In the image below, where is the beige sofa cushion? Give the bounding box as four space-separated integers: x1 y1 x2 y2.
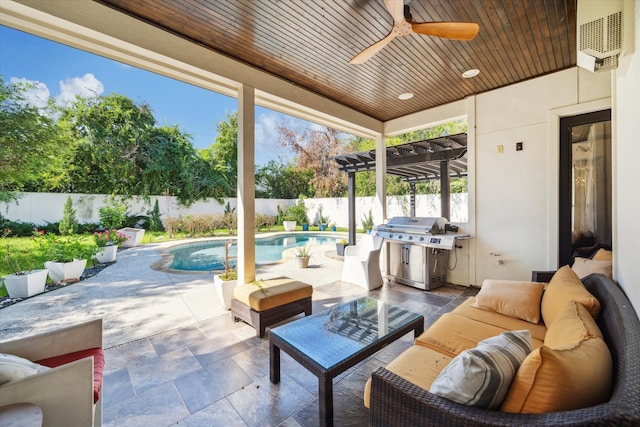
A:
364 345 451 408
452 299 547 342
415 313 543 358
471 280 545 323
501 300 611 414
540 266 600 325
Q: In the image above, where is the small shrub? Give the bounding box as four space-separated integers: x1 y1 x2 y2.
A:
99 200 127 229
163 216 181 237
148 200 164 232
59 196 78 236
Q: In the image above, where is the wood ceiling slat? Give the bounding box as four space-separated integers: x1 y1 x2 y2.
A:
96 0 577 122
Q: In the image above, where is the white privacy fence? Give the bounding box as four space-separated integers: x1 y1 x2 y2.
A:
1 192 468 228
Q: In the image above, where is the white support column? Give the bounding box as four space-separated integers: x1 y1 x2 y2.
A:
237 85 256 284
375 133 386 223
375 132 387 275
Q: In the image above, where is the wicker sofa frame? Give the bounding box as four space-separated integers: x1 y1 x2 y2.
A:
369 274 640 426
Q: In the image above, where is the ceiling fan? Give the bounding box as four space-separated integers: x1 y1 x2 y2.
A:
349 0 480 64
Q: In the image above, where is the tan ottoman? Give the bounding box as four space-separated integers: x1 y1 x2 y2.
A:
231 277 313 337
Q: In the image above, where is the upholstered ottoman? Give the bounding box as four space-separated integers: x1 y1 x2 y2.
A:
231 277 313 337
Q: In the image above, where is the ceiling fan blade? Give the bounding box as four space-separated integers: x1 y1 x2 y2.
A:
383 0 405 24
411 22 480 40
349 31 396 64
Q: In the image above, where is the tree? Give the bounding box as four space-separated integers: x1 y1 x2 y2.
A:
255 160 314 198
203 111 238 197
278 124 349 197
0 77 62 199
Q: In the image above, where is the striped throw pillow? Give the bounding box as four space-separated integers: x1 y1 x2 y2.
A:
429 330 533 409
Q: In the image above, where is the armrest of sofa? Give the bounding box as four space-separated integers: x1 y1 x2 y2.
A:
531 270 555 283
0 357 95 427
369 367 619 426
0 318 102 361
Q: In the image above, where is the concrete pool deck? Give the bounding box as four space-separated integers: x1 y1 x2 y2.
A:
0 238 351 348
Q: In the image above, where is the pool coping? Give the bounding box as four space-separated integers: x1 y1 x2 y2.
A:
150 231 348 275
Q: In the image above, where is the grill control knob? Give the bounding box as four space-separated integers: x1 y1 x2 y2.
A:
389 234 394 239
419 236 424 241
408 236 413 240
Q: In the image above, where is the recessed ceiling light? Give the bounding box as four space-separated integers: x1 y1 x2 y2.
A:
398 92 414 100
462 69 480 78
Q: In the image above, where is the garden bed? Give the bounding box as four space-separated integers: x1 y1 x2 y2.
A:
0 262 113 310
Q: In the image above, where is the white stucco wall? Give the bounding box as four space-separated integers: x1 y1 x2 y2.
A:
472 68 612 283
614 0 640 315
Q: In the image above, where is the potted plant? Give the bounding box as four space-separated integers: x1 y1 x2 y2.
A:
336 239 348 256
213 240 237 309
330 223 337 232
362 209 375 234
93 229 128 263
1 229 48 298
294 245 312 268
118 227 146 247
35 231 95 283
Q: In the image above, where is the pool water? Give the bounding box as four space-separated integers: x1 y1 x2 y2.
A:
168 233 341 271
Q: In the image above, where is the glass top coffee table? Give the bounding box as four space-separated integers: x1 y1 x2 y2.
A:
269 297 424 427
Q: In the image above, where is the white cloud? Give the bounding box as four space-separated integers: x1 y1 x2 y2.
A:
9 77 50 110
56 73 104 105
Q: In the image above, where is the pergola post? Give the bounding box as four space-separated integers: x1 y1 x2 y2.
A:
440 160 450 220
348 171 356 246
409 182 416 216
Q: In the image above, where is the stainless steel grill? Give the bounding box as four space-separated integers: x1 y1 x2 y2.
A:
374 217 462 290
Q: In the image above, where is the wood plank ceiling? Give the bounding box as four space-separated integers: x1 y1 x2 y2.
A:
96 0 576 122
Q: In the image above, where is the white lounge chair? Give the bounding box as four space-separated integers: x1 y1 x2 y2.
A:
341 234 384 290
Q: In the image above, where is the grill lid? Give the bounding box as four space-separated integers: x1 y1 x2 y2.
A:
375 216 448 235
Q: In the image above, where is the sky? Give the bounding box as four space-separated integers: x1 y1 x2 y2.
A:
0 25 324 165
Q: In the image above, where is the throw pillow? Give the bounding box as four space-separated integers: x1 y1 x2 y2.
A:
472 280 545 323
429 330 533 409
544 300 603 348
592 248 612 261
500 337 612 413
571 257 612 279
0 353 50 385
540 265 600 325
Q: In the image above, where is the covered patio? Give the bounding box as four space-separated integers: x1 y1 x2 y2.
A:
1 0 639 426
0 242 475 426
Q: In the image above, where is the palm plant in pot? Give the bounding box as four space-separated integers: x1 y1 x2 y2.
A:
93 229 128 263
35 231 96 283
213 240 237 309
1 229 48 298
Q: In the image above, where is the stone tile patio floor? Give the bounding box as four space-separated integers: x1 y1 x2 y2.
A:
0 241 477 427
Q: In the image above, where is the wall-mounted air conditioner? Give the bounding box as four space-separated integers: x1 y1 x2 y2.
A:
577 0 623 72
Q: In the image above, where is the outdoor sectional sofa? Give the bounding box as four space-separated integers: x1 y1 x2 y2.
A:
366 268 640 426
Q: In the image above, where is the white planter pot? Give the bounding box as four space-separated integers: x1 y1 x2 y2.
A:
95 245 118 263
3 269 48 298
118 227 146 248
213 274 237 310
44 259 87 283
296 256 310 268
283 221 297 232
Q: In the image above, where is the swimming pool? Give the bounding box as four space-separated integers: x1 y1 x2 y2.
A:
168 233 342 271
